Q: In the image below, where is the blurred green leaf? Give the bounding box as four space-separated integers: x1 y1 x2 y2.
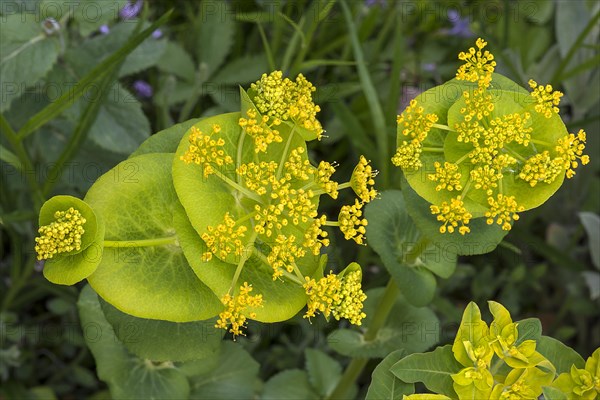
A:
0 14 60 112
305 348 342 397
0 144 22 170
366 350 414 400
211 54 269 85
197 6 235 77
73 0 128 37
536 336 585 375
261 370 317 400
579 212 600 269
157 41 196 82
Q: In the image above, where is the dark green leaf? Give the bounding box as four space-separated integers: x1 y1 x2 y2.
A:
366 350 414 400
305 349 342 397
261 370 317 400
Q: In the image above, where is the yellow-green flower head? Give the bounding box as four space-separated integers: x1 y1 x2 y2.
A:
215 282 263 337
180 124 233 177
392 38 590 235
267 234 306 280
303 269 366 325
316 161 339 199
35 207 86 260
249 71 324 139
338 199 368 244
351 156 378 203
239 108 283 153
202 212 248 262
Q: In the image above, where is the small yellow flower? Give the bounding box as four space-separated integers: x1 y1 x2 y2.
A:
215 282 263 337
250 71 323 139
459 88 495 123
528 79 563 118
303 215 329 255
283 147 313 181
485 194 524 231
486 112 532 148
303 270 366 325
351 156 378 203
180 125 233 177
338 199 368 245
316 161 339 199
397 99 439 141
202 213 247 261
237 161 279 196
267 234 306 280
239 108 283 153
456 38 496 89
391 139 424 170
428 162 463 192
430 196 472 235
556 129 590 179
518 151 563 186
35 208 86 260
470 165 501 196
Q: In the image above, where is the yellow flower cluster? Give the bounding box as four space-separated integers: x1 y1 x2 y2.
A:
485 194 524 231
470 165 502 196
519 151 563 187
284 148 313 181
430 196 472 235
456 38 496 88
338 200 368 245
267 234 306 280
303 215 330 256
250 71 323 139
201 213 247 261
180 125 233 177
239 108 283 153
392 100 439 170
303 270 366 325
316 161 339 199
556 129 590 179
236 161 278 196
351 156 378 202
215 282 263 337
428 162 463 192
35 208 86 260
528 79 563 118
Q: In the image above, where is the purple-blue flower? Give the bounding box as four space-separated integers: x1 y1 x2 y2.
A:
133 80 153 98
99 24 110 35
152 29 162 39
365 0 386 7
120 0 143 20
444 9 474 38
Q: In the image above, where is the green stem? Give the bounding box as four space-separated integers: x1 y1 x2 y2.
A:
422 147 445 153
229 231 259 293
312 181 351 196
322 220 339 227
529 138 552 146
432 123 455 132
212 170 263 203
236 130 246 184
276 125 297 180
103 236 177 248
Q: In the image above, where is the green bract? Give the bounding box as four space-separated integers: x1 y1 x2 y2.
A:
38 195 105 285
393 38 589 243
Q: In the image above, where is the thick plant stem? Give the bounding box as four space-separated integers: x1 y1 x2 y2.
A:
326 279 399 400
103 236 177 248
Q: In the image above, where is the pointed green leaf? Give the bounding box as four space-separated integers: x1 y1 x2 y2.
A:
536 336 585 374
366 350 414 400
452 302 488 368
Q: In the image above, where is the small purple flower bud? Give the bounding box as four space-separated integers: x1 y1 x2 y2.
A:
99 24 110 35
444 9 474 38
152 29 162 39
120 0 143 20
133 80 153 98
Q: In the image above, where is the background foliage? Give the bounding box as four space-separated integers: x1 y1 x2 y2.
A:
0 0 598 398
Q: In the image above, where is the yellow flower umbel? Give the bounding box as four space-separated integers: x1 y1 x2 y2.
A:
338 200 368 245
238 108 283 153
201 213 248 261
528 79 563 118
303 270 366 325
35 208 86 260
250 71 323 139
215 282 263 337
180 124 233 177
392 38 590 236
351 156 378 203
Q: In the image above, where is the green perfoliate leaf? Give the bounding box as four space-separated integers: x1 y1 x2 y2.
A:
0 14 60 112
188 341 259 399
328 288 439 359
39 195 105 285
77 285 191 400
100 298 223 363
452 302 489 368
366 350 414 400
366 190 456 307
542 386 568 400
85 153 222 322
402 176 509 256
131 118 201 157
305 349 342 398
390 345 463 398
261 370 318 400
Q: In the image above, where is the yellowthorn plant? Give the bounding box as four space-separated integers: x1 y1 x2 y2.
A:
392 38 590 235
179 71 376 336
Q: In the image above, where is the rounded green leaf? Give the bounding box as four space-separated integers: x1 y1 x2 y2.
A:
85 153 222 322
40 195 105 285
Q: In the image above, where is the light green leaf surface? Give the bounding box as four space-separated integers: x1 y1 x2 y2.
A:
73 0 128 37
85 153 222 322
131 118 201 157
